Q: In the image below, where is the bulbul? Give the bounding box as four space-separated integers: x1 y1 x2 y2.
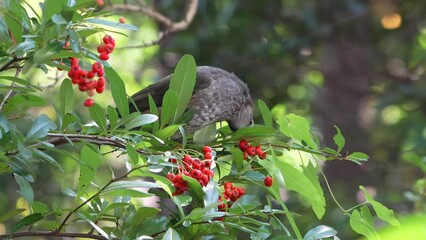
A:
129 66 253 134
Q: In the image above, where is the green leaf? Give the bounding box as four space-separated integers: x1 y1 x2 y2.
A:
168 54 197 123
14 174 34 205
230 148 244 173
193 124 216 145
25 114 57 141
42 0 67 26
0 208 26 223
155 125 180 140
6 94 47 110
333 125 345 152
12 213 43 233
277 114 317 149
275 159 325 219
103 180 161 193
182 175 204 208
125 114 158 130
86 18 139 31
107 105 118 129
229 195 260 214
258 99 273 127
350 207 379 240
126 144 139 165
100 189 153 198
160 90 179 128
89 103 107 133
105 66 129 117
347 152 369 163
33 42 63 64
360 186 400 227
303 225 338 240
148 94 159 132
59 79 74 114
231 125 278 139
76 145 100 199
0 76 42 90
162 228 182 240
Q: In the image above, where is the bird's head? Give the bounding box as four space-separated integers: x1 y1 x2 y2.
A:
228 99 253 131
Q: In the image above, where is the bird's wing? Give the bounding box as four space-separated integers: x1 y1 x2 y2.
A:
129 75 171 113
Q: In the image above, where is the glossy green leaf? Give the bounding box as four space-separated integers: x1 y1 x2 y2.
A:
277 114 317 149
14 174 34 205
193 123 216 145
76 145 100 199
105 66 129 117
125 114 158 130
275 159 325 219
86 18 139 31
303 225 338 240
12 213 43 233
347 152 369 163
107 105 118 129
0 76 42 90
155 125 180 140
231 125 278 139
360 185 400 227
89 103 107 133
59 78 74 114
333 125 345 152
0 208 26 223
100 189 153 198
162 228 182 240
160 90 179 128
168 54 197 123
33 42 63 64
229 195 260 214
258 99 273 127
42 0 67 26
103 180 161 193
350 207 379 240
230 147 244 173
126 143 139 165
25 114 57 141
182 175 204 208
148 94 159 132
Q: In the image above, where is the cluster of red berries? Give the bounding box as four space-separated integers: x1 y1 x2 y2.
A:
239 140 267 160
66 35 115 107
167 146 215 196
215 182 245 221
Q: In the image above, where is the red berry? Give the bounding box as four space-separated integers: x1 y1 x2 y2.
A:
224 188 233 198
191 169 202 179
104 43 114 54
243 152 248 160
204 152 213 160
174 174 183 183
255 146 264 156
63 41 70 48
259 152 267 160
246 146 256 156
239 140 249 151
96 0 104 6
84 98 94 107
200 174 209 185
167 173 176 182
264 176 273 187
224 182 233 189
237 187 245 196
99 53 109 60
96 86 105 94
103 35 114 44
97 44 107 53
70 57 79 66
202 146 212 153
119 17 126 24
87 71 96 79
92 62 102 72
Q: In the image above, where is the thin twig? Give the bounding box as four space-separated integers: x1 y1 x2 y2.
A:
0 231 107 240
0 67 22 111
56 164 149 232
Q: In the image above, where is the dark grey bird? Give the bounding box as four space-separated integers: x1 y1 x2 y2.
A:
129 66 253 134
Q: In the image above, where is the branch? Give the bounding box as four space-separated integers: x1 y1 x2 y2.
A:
56 164 149 232
0 67 23 111
0 231 107 240
108 0 198 48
